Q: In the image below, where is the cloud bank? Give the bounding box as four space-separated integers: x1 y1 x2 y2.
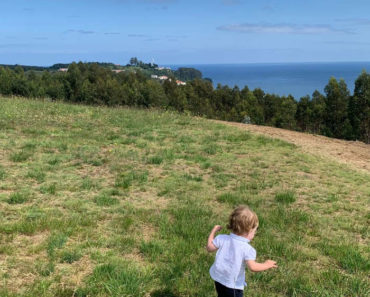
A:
217 23 353 34
64 29 96 35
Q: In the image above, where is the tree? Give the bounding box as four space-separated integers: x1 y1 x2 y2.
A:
273 95 297 129
163 77 187 111
296 95 311 131
11 66 29 97
324 77 352 139
142 80 168 108
129 57 138 66
184 79 213 116
350 70 370 143
263 94 280 125
0 67 13 95
174 68 202 81
80 79 98 104
310 90 326 134
66 62 83 101
238 88 264 124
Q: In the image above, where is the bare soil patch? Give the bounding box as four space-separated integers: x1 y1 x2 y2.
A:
215 121 370 173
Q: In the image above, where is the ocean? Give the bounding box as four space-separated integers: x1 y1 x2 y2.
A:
170 62 370 99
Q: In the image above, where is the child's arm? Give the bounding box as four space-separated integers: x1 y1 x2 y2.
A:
246 260 278 272
206 225 222 252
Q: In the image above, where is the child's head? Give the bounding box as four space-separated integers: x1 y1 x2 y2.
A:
227 205 259 236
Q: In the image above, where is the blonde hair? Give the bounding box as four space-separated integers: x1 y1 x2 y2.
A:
227 205 259 235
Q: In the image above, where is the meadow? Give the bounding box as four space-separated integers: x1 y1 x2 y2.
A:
0 97 369 297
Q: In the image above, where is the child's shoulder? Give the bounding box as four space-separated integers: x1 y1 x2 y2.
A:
215 233 231 239
213 233 230 245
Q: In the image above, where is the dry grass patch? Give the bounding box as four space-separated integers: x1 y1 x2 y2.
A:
137 224 157 243
11 232 49 254
76 163 114 180
123 250 148 266
56 255 94 288
2 256 39 293
128 191 169 211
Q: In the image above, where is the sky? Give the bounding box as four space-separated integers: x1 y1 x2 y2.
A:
1 0 370 66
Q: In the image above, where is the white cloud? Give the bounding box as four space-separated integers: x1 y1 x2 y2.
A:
64 29 96 35
335 18 370 26
128 34 148 38
217 23 353 34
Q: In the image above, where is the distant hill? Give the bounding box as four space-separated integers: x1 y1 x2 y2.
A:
0 60 203 82
0 62 120 72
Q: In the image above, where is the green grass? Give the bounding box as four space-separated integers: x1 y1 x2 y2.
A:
147 155 163 165
275 191 296 204
0 166 6 180
10 150 32 162
39 183 57 195
114 170 148 189
47 232 68 257
94 192 119 206
27 167 46 183
0 97 369 297
60 249 83 263
7 192 29 204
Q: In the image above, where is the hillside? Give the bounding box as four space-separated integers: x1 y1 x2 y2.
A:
217 121 370 173
0 97 369 297
0 61 202 83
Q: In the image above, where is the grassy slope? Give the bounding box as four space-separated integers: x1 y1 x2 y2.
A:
0 97 369 297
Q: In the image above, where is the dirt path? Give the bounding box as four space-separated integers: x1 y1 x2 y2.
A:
215 121 370 174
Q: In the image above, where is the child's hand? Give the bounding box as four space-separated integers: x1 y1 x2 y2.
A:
213 225 222 232
207 225 222 252
264 260 278 269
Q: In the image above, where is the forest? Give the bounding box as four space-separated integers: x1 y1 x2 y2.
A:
0 62 369 143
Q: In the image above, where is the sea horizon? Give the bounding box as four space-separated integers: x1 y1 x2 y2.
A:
168 61 370 99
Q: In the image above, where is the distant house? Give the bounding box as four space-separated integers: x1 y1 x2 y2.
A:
58 68 68 72
176 80 186 86
156 67 171 71
112 69 124 73
151 74 185 85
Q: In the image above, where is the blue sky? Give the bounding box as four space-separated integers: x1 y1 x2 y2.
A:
1 0 370 66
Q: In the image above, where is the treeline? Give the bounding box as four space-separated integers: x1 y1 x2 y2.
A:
174 67 202 81
128 57 158 69
0 62 120 72
0 62 369 143
128 57 202 81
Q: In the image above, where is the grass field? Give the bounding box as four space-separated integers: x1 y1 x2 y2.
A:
0 97 369 297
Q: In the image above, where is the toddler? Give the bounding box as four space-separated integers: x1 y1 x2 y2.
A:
207 205 277 297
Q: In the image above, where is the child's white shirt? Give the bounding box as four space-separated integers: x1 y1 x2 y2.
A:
209 233 256 290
